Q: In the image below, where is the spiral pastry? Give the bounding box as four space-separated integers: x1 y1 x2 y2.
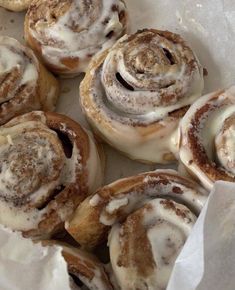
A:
42 241 114 290
24 0 128 76
0 111 104 238
80 29 204 164
0 36 59 125
66 170 207 289
0 0 31 11
179 86 235 190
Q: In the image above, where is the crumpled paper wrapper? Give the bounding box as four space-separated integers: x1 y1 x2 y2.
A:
0 225 71 290
167 181 235 290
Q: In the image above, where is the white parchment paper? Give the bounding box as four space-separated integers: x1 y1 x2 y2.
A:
167 182 235 290
0 225 71 290
0 1 235 289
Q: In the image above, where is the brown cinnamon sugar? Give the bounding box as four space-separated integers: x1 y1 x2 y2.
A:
117 206 156 278
187 91 235 183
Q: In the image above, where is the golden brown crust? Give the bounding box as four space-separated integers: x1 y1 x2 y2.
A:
37 62 60 110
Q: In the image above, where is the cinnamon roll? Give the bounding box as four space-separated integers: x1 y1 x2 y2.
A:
80 29 204 164
179 86 235 190
0 36 59 125
0 0 31 11
42 241 114 290
66 170 207 289
24 0 128 76
0 111 104 238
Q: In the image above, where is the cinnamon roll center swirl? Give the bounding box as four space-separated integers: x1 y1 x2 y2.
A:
100 29 203 117
0 128 65 207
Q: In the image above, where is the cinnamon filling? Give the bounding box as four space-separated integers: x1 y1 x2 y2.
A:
162 48 175 65
187 95 235 182
105 30 114 39
116 72 134 91
36 185 65 210
117 207 156 278
70 274 84 287
55 130 73 158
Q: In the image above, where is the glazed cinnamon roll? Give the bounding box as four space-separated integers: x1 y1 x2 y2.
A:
42 241 114 290
0 36 59 125
0 0 31 11
24 0 128 76
179 86 235 190
66 170 207 289
80 29 204 164
0 111 104 238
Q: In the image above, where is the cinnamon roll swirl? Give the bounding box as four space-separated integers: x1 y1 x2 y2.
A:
0 36 59 125
0 111 104 238
179 86 235 190
42 241 114 290
0 0 31 11
24 0 128 76
66 170 207 289
80 29 204 164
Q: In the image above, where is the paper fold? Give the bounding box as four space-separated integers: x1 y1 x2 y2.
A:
0 226 71 290
168 181 235 290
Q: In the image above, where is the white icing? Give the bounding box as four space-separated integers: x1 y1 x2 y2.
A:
61 144 82 185
0 46 22 74
0 36 38 86
201 105 235 160
216 124 235 174
89 193 102 207
6 135 13 145
0 36 40 121
0 225 71 290
106 197 128 214
20 62 38 85
0 201 46 231
29 0 127 74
